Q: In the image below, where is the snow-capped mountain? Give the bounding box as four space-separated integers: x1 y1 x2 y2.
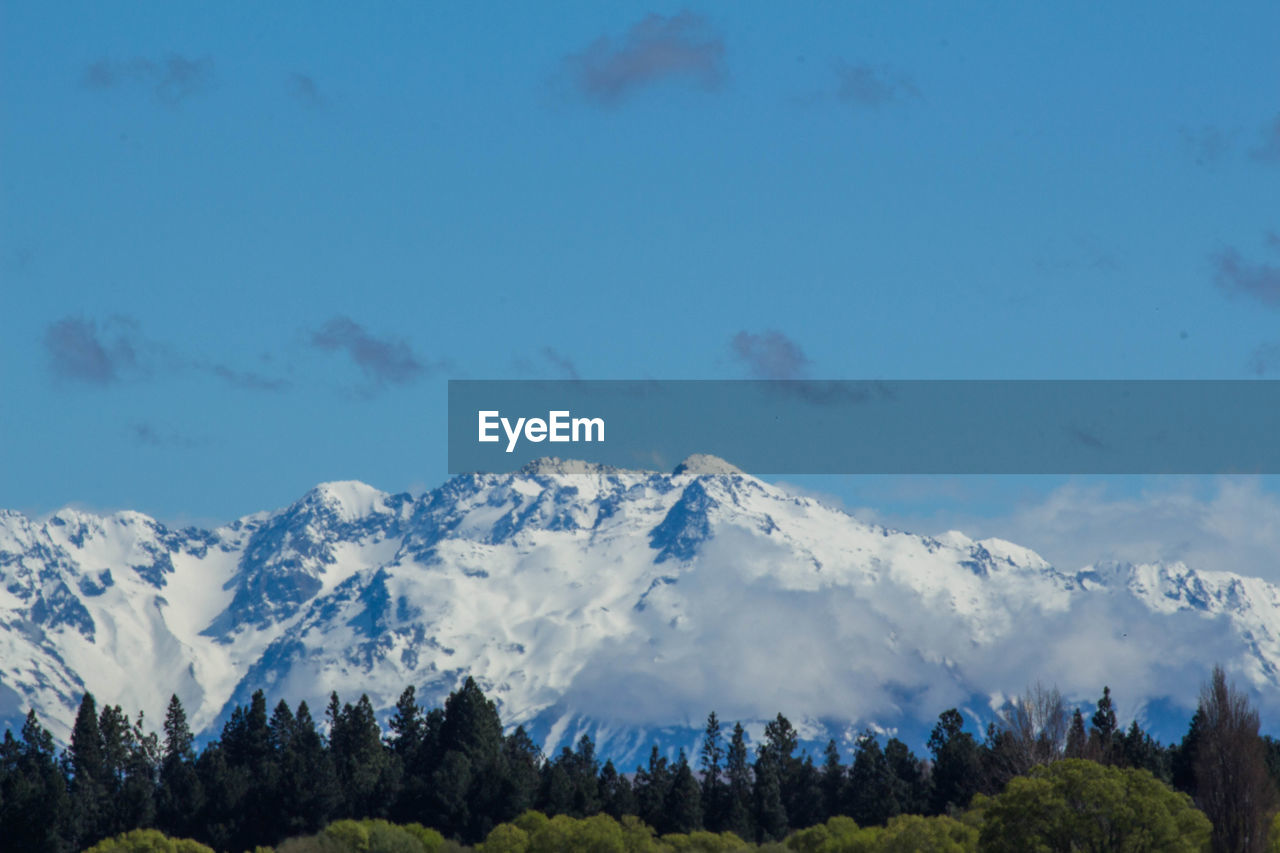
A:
2 456 1277 763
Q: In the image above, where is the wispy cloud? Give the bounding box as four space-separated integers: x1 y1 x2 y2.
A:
210 365 291 392
564 11 725 106
729 330 811 380
45 314 291 392
83 54 214 104
1213 245 1280 308
540 347 581 380
1248 342 1280 376
1179 125 1233 167
1251 114 1280 163
310 316 434 390
44 316 140 385
130 422 203 449
287 72 323 108
835 62 919 108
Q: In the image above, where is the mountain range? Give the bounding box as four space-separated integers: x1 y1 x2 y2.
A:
3 455 1278 765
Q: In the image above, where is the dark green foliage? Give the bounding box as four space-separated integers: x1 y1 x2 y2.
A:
499 725 542 822
330 693 400 821
634 745 672 832
698 712 725 831
1089 685 1119 763
665 751 702 833
0 711 72 852
846 733 895 827
978 759 1210 852
884 737 927 817
0 673 1242 852
598 759 635 820
723 722 753 842
927 709 981 815
750 750 786 842
819 740 844 823
275 701 341 838
70 692 111 846
1064 707 1088 759
158 695 202 840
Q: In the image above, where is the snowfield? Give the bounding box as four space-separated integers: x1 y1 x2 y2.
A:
1 458 1277 762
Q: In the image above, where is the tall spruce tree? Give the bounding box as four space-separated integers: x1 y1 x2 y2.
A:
634 745 671 832
847 733 896 827
820 739 845 821
329 693 398 822
0 711 71 853
725 722 753 840
1064 708 1088 759
666 750 703 833
1089 686 1119 763
884 737 926 817
598 758 635 820
752 749 787 842
68 692 109 847
276 701 339 837
699 711 725 831
927 708 980 814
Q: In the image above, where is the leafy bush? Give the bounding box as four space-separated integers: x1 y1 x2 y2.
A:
978 759 1211 852
81 828 216 853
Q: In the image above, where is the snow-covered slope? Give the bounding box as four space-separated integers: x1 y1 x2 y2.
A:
1 458 1276 762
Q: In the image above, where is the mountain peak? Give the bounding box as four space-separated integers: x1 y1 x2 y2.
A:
671 454 744 478
301 481 390 521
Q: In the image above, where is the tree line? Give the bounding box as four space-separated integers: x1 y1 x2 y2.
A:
1 665 1277 853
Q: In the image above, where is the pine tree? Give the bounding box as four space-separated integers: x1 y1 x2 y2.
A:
820 739 845 820
927 708 980 814
598 759 635 819
1172 708 1204 797
847 733 896 827
157 695 202 840
752 749 787 842
699 711 725 831
276 701 338 837
665 750 703 833
330 693 398 822
437 677 504 841
884 737 926 817
499 725 542 822
725 722 753 841
788 754 824 830
634 746 671 832
1089 686 1119 763
117 710 159 835
0 711 71 852
69 692 109 847
1064 708 1088 759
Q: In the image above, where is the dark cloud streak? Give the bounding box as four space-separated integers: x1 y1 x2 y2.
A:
1213 247 1280 308
540 347 581 380
83 54 213 104
310 316 432 390
44 317 139 385
1251 115 1280 163
835 62 918 108
287 73 323 107
730 330 811 380
210 365 291 392
564 12 725 106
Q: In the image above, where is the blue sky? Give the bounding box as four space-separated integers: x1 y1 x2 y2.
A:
3 2 1280 551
